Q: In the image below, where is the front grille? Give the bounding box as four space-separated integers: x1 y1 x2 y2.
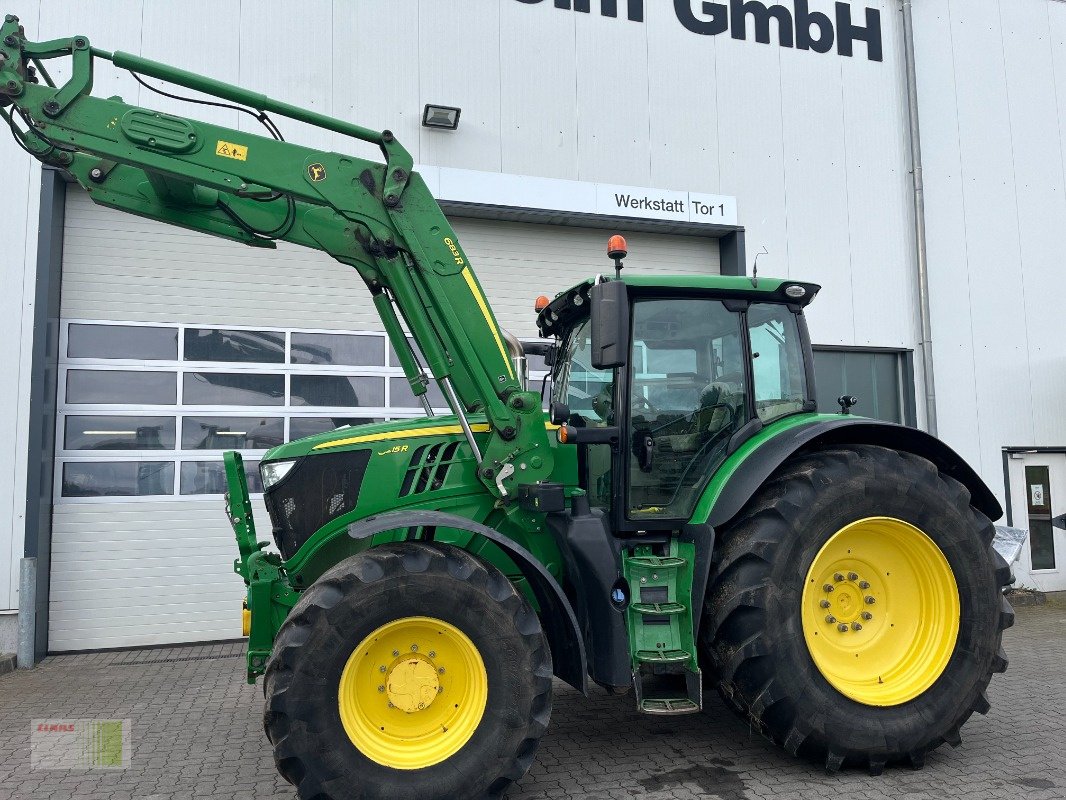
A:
264 449 372 559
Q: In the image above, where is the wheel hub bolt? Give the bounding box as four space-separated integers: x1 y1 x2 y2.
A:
833 572 845 582
379 665 386 673
851 622 863 631
865 596 876 605
387 701 394 708
438 667 446 675
820 600 831 609
861 611 873 621
859 580 870 589
428 651 436 658
823 584 834 592
837 623 849 633
825 615 836 624
847 572 858 581
411 644 418 652
378 685 385 693
392 650 400 657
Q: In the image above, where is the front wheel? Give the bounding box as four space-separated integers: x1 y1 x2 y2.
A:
700 445 1013 773
264 541 553 799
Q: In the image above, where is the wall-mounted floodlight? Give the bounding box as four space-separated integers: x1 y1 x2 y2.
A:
422 104 461 130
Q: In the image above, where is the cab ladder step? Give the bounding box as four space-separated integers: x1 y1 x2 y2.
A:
626 555 686 570
639 697 701 715
631 601 686 616
636 649 690 664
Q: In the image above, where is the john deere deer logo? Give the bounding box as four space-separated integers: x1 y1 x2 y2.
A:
307 162 326 182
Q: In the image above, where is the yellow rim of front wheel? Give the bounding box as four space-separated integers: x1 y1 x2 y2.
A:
801 517 960 706
338 616 488 770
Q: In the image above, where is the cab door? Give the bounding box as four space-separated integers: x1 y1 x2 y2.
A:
1009 453 1066 592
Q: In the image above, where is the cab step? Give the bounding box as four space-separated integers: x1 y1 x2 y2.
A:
633 668 704 715
639 697 701 715
636 649 690 664
626 555 686 569
631 601 686 616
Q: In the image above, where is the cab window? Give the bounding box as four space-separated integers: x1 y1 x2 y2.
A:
628 299 748 520
748 304 808 423
552 318 614 508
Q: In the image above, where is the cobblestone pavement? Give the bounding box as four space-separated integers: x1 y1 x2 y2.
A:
1 602 1063 800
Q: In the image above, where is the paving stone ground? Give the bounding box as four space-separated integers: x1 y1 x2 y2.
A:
0 601 1063 800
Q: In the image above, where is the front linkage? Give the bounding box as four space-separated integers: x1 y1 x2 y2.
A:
224 452 295 683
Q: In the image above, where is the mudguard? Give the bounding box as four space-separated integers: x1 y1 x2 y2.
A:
347 510 588 695
697 417 1002 529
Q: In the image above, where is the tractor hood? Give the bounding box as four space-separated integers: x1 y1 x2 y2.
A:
260 415 489 463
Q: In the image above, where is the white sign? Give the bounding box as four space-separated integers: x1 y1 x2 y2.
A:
418 165 738 228
1031 484 1045 507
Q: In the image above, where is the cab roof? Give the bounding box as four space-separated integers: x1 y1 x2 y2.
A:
536 274 820 337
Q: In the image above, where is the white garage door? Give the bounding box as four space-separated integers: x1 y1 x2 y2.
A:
49 190 719 651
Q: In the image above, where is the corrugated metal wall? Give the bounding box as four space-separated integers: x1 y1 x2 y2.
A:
913 0 1066 486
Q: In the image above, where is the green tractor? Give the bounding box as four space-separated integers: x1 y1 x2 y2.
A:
0 17 1013 799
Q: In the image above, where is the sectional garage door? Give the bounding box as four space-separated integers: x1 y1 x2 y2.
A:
48 189 720 651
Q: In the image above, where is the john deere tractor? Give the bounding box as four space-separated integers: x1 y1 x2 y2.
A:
0 16 1013 799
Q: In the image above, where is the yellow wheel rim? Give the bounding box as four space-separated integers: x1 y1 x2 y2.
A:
801 517 960 706
338 616 488 770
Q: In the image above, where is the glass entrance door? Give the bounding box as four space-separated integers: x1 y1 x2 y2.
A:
1010 453 1066 592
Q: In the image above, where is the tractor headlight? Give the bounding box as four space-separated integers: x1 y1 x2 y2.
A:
260 459 297 490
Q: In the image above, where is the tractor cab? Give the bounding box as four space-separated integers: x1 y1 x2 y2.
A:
537 256 820 532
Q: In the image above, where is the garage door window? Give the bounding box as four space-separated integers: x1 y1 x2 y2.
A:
56 321 452 501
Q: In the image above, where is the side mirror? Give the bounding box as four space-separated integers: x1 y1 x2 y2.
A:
590 280 629 369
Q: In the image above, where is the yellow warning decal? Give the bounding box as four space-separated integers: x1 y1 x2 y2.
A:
215 140 248 161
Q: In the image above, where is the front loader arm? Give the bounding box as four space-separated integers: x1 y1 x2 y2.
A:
0 15 550 496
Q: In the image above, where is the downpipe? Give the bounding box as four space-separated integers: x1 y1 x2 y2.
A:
17 557 36 669
901 0 938 436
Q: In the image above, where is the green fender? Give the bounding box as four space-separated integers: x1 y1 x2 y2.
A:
344 510 588 694
690 414 1002 529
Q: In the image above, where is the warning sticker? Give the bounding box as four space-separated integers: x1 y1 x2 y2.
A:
215 140 248 161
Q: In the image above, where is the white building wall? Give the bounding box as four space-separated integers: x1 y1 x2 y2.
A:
29 0 916 346
0 1 42 621
913 0 1066 494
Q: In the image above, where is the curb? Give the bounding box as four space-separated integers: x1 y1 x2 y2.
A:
0 652 15 676
1005 590 1047 607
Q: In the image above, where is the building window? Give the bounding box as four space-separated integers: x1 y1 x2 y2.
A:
56 321 454 502
812 347 914 426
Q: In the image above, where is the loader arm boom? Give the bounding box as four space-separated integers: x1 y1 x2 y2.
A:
0 15 550 496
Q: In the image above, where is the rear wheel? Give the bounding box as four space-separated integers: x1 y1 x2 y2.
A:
700 445 1013 773
264 541 552 799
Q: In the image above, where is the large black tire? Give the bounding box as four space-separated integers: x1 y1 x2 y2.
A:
264 541 553 800
699 445 1013 773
